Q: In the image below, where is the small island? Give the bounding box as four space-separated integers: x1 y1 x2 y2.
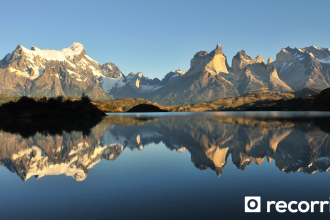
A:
127 104 168 112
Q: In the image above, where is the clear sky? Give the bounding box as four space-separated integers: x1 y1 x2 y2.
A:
1 0 329 79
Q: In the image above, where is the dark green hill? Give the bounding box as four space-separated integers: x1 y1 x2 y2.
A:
292 88 323 97
127 104 168 112
0 94 105 118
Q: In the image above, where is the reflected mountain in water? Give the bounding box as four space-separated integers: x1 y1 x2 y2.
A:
1 114 330 181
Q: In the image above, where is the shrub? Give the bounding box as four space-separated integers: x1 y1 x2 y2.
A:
81 93 91 104
38 96 47 103
56 96 64 103
105 104 118 111
18 96 36 106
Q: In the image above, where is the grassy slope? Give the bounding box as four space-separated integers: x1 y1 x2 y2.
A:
175 90 294 112
291 88 323 97
0 88 325 112
0 94 19 105
90 98 154 112
0 94 156 112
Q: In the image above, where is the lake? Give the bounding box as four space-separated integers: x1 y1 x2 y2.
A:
1 112 330 220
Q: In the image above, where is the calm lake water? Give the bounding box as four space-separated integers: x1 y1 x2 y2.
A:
1 112 330 220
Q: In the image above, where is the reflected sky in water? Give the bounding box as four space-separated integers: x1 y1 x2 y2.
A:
1 112 330 220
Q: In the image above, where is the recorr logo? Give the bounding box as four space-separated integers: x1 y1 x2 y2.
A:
245 196 261 213
244 196 330 213
267 200 330 213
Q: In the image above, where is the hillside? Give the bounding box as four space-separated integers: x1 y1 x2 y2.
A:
0 95 105 118
230 88 330 111
291 88 323 97
1 88 328 113
0 94 157 112
173 90 294 112
91 97 155 112
0 94 19 105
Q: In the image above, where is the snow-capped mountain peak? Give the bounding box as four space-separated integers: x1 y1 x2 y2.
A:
280 46 330 64
137 72 144 78
19 42 86 63
69 42 84 52
299 46 330 64
270 45 330 91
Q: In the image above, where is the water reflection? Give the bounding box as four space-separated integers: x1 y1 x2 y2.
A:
1 113 330 181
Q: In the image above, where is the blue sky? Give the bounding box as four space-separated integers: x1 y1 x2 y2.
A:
1 0 329 79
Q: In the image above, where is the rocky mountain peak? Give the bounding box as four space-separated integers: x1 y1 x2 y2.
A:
299 46 330 63
233 50 251 60
9 42 88 65
137 72 144 78
174 69 187 76
0 42 113 99
100 62 123 78
0 53 12 68
214 44 224 55
69 42 85 52
189 44 229 75
270 45 330 91
256 55 264 63
11 44 25 56
2 44 29 70
275 48 297 62
114 71 162 93
125 72 145 80
231 50 264 74
267 57 273 64
16 44 24 50
124 72 136 82
194 51 208 58
159 69 187 86
275 46 328 65
240 62 293 94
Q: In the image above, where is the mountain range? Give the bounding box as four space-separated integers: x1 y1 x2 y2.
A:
1 43 329 105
